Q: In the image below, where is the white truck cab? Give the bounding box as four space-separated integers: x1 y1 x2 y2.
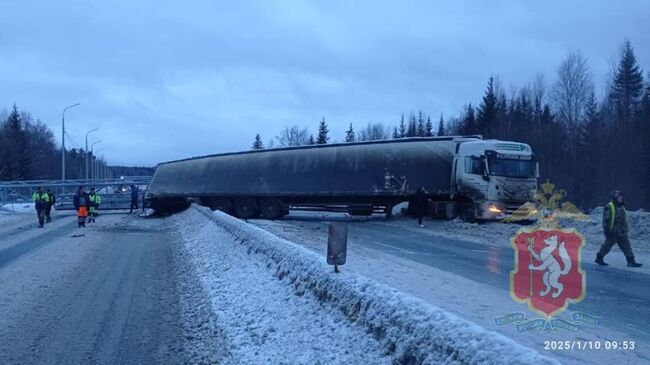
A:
452 139 538 221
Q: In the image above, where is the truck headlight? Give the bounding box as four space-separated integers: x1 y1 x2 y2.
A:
488 204 502 214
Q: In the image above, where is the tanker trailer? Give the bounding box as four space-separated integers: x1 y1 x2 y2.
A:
145 136 538 221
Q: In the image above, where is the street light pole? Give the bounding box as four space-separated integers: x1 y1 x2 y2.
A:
85 128 99 180
94 148 104 180
61 103 80 180
90 141 102 179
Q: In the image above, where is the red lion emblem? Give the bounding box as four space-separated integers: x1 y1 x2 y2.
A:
510 228 586 318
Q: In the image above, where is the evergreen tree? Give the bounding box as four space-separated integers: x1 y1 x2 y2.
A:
460 104 477 135
611 41 644 124
316 117 329 144
425 116 433 137
392 127 400 139
252 134 264 149
398 113 407 138
308 134 316 145
477 76 498 137
345 123 355 142
437 114 445 136
417 111 426 136
1 105 31 180
406 114 417 137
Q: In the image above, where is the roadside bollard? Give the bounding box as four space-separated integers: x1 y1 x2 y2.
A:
327 222 347 273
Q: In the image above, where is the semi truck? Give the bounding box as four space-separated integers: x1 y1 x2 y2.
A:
145 136 538 221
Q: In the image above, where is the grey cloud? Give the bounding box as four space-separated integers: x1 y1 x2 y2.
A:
0 0 648 165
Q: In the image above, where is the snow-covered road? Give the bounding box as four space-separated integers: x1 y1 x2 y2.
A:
2 202 641 364
0 209 220 364
251 212 650 365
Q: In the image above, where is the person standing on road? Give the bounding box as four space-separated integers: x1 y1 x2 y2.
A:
45 189 56 223
415 186 429 228
31 187 50 228
129 185 139 214
596 190 643 268
73 186 90 228
88 188 101 223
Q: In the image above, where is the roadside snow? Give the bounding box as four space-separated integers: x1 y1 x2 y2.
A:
179 205 556 365
175 208 391 365
1 202 36 214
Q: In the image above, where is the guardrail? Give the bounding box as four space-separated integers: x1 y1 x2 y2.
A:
0 177 151 211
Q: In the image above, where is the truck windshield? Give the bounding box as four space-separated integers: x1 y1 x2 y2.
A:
488 157 535 178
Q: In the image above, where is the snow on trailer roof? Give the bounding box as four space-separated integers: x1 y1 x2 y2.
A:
157 135 484 166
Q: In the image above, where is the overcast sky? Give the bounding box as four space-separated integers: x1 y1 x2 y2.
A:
1 0 648 166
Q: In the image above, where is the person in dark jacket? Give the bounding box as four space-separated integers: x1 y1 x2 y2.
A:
73 186 89 228
596 190 642 267
32 187 50 228
415 186 429 227
129 185 139 214
45 189 56 223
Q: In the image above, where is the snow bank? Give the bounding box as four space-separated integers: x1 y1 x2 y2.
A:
0 202 34 214
581 207 650 242
193 206 557 365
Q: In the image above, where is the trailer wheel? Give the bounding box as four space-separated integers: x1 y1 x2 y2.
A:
260 198 283 220
210 198 232 214
233 198 258 219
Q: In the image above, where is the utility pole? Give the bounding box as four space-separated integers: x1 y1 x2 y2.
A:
61 103 80 180
85 128 99 180
90 142 102 179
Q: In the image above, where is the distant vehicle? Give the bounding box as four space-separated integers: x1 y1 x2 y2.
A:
145 136 538 221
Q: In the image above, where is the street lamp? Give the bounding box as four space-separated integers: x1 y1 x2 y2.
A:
61 103 80 180
94 148 105 179
85 128 99 180
90 141 102 179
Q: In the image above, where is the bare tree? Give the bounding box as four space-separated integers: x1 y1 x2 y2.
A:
552 50 594 126
276 125 310 147
357 122 390 141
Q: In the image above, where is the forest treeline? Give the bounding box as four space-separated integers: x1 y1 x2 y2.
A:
257 41 650 210
0 105 113 181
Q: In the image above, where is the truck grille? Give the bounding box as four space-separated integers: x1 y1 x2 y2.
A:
504 201 528 214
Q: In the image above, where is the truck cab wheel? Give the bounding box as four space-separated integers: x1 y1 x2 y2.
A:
460 202 476 223
233 198 258 219
260 198 283 220
210 198 232 214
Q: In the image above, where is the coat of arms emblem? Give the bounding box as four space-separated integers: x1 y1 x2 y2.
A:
507 181 590 318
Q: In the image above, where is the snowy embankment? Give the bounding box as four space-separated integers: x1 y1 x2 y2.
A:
178 205 556 365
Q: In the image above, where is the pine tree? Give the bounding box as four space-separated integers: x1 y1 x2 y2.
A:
392 127 400 139
308 134 316 145
460 104 476 135
2 105 31 179
477 76 498 137
425 116 433 137
252 134 264 149
397 114 407 138
317 117 329 144
406 114 417 137
611 41 644 124
345 123 355 142
437 114 445 136
417 111 425 136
